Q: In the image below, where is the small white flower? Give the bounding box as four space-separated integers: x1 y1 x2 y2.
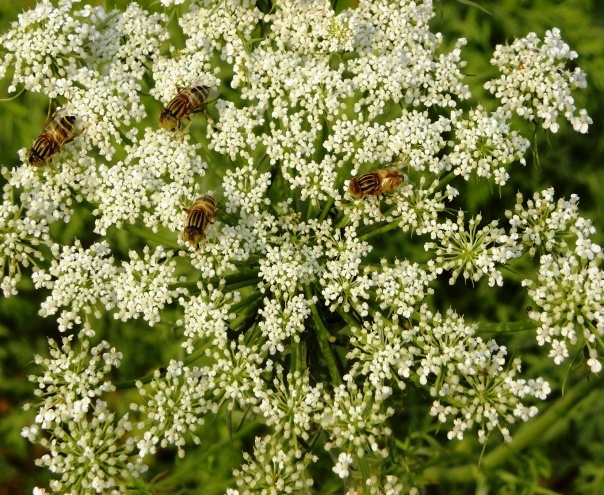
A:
333 452 354 479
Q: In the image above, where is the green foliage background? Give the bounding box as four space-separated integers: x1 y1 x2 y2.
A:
0 0 602 494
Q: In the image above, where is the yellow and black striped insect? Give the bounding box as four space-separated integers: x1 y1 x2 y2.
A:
159 86 211 132
27 112 78 166
348 168 403 199
183 195 219 247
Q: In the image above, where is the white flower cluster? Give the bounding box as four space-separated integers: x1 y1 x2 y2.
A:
255 370 324 443
257 216 324 297
114 246 187 325
24 337 122 427
345 308 550 442
506 187 597 257
201 0 470 204
34 241 184 332
2 0 597 492
443 107 529 185
0 0 93 94
223 165 272 215
321 380 394 460
347 314 417 394
524 249 604 372
370 259 436 319
389 177 459 235
133 360 217 458
258 293 315 354
0 193 52 296
187 221 256 279
485 28 592 133
178 282 241 353
33 241 118 332
33 402 142 495
94 128 207 235
22 337 141 495
0 0 170 251
9 145 100 224
416 309 550 442
228 435 316 495
2 1 167 160
425 211 521 286
208 337 268 410
320 225 373 315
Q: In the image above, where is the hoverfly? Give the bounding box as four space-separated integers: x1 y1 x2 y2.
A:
183 195 219 247
27 110 78 166
159 85 211 132
348 168 403 199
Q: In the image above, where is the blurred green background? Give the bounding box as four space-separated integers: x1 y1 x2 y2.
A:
0 0 603 494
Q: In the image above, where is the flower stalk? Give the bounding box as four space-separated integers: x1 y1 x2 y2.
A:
306 285 342 386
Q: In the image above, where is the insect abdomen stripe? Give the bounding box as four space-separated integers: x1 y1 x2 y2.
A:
358 173 379 193
168 97 188 119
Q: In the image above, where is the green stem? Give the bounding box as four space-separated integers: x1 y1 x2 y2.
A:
290 339 300 372
336 306 361 328
335 215 350 230
124 224 181 250
223 269 260 284
475 320 538 335
226 277 261 290
500 264 528 283
231 291 262 313
421 375 603 484
436 170 456 191
305 286 342 385
305 200 315 220
318 198 335 221
0 87 25 102
358 219 401 241
229 292 262 330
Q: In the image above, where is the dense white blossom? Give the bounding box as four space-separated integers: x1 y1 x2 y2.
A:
178 283 240 353
320 379 393 458
425 211 521 286
34 241 185 331
258 294 315 354
231 435 316 495
94 129 207 235
388 177 459 235
369 259 436 319
33 401 144 495
133 360 218 458
207 338 268 410
347 314 418 392
506 187 596 256
417 308 550 441
320 225 373 315
0 195 52 296
9 146 101 224
524 250 604 372
255 370 324 442
443 107 529 185
1 1 167 160
22 337 138 495
485 28 592 133
24 337 121 427
113 246 186 325
2 0 597 492
33 241 118 332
